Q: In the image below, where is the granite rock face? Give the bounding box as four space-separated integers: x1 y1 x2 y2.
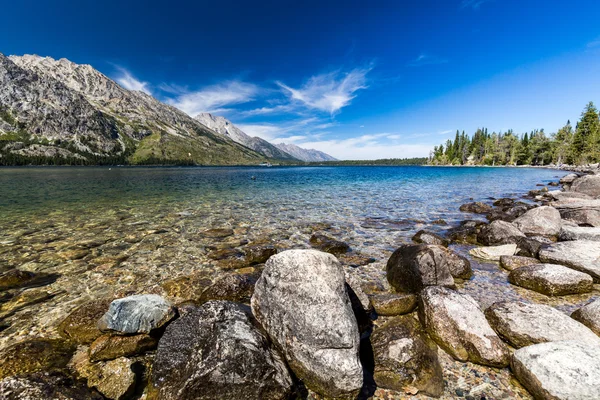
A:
418 286 509 367
485 301 600 348
511 341 600 400
559 225 600 241
370 315 444 397
153 301 292 400
569 174 600 198
98 294 176 335
386 244 456 294
571 298 600 336
508 264 593 296
477 220 525 245
538 240 600 281
251 249 363 399
513 206 562 237
553 199 600 227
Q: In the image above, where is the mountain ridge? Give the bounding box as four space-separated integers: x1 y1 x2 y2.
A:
274 142 337 162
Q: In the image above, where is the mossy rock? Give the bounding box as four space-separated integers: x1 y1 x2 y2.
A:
89 334 157 362
0 338 76 379
57 299 112 344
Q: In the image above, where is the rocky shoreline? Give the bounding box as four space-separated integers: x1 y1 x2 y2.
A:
1 169 600 399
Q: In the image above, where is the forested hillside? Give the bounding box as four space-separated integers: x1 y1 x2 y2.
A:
429 102 600 166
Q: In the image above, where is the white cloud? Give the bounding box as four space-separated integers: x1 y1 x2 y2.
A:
297 136 432 160
407 53 448 67
276 67 371 115
460 0 494 9
167 80 259 116
114 67 151 94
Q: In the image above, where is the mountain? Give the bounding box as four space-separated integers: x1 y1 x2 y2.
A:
274 143 337 162
194 113 297 161
0 54 270 165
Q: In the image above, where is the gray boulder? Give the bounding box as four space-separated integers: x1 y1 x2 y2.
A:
98 294 176 335
477 220 525 245
251 250 363 399
569 174 600 198
538 240 600 281
499 255 538 271
559 225 600 241
571 298 600 336
152 301 293 400
511 341 600 400
370 315 444 397
386 244 456 293
485 301 600 348
559 173 579 184
411 230 449 247
508 264 593 296
418 286 509 367
513 206 562 237
553 199 600 227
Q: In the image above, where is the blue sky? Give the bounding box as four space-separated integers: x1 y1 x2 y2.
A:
1 0 600 159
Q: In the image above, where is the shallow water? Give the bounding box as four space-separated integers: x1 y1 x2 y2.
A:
1 166 596 399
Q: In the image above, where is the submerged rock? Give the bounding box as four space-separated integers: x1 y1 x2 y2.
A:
0 339 76 380
370 293 417 316
459 202 492 214
251 249 363 399
511 341 600 400
201 228 234 239
418 286 509 367
469 244 517 261
445 220 485 244
152 301 292 400
571 298 600 336
98 294 176 335
58 299 113 345
477 220 525 245
411 230 449 247
485 301 600 348
386 244 456 294
370 315 444 397
499 255 538 271
0 269 35 290
508 264 593 296
309 233 350 255
243 244 277 264
538 240 600 281
0 372 103 400
88 334 157 362
513 206 562 237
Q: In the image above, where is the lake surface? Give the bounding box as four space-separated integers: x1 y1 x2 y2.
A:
0 166 586 399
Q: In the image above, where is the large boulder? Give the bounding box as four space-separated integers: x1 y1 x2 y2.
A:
370 315 444 397
559 173 579 184
485 301 600 348
251 250 363 399
469 244 517 261
418 286 509 367
569 174 600 198
152 301 293 400
571 298 600 336
559 225 600 241
511 341 600 400
386 244 455 293
538 240 600 281
98 294 176 335
477 220 525 245
513 206 562 237
508 264 593 296
553 199 600 227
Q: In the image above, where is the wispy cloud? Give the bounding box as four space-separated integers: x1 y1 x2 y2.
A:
166 80 260 116
407 53 448 67
587 36 600 48
460 0 494 10
237 117 331 141
114 67 151 94
276 67 371 115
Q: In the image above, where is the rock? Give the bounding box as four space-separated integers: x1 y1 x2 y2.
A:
0 339 76 380
571 298 600 336
201 228 234 238
370 293 417 316
469 244 517 261
198 273 257 304
515 236 543 257
251 249 363 399
459 201 492 214
508 264 593 296
538 240 600 281
513 206 562 237
339 252 377 267
309 233 350 255
370 315 444 397
0 372 103 400
411 230 449 247
418 286 509 367
98 294 176 335
569 174 600 198
499 255 538 271
207 248 244 260
485 301 600 348
559 173 579 184
548 190 593 201
493 198 515 207
477 220 525 245
243 245 277 264
58 299 113 345
0 269 35 290
553 199 600 227
160 273 212 301
81 357 137 400
152 301 292 400
89 334 157 362
443 248 473 279
344 272 372 312
386 244 455 294
487 203 530 222
446 220 486 244
511 341 600 400
559 225 600 241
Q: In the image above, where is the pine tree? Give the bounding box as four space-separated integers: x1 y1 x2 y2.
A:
571 102 600 163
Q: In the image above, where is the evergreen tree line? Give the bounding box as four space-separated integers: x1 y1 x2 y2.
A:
429 101 600 166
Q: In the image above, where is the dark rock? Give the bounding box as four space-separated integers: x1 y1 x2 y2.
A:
515 236 543 258
0 269 35 290
243 245 277 264
370 293 417 316
477 220 525 245
386 244 455 294
493 198 515 207
459 202 492 214
0 372 103 400
201 228 234 239
89 334 157 362
412 230 449 247
446 220 486 244
0 339 76 380
152 301 293 400
370 315 444 397
198 273 257 304
309 233 350 255
58 299 113 345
